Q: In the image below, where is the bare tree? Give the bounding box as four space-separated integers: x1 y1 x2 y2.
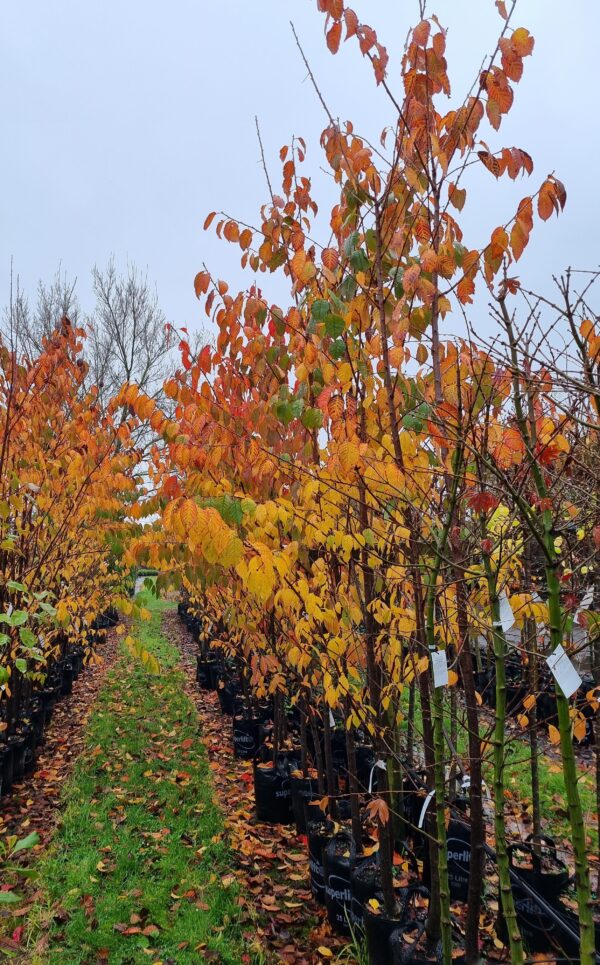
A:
86 259 172 408
1 266 79 358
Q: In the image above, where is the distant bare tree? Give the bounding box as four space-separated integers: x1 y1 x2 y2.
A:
86 259 171 409
2 266 79 357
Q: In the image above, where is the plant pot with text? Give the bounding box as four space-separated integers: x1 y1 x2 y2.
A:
290 771 322 834
323 829 356 934
307 817 333 905
233 715 261 760
253 759 294 824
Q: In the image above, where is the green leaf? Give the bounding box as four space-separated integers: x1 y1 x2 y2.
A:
365 228 378 252
338 276 357 302
454 243 466 268
329 293 346 315
363 528 376 547
0 666 9 685
402 413 424 432
0 610 27 628
6 581 26 593
301 408 323 430
344 231 360 257
276 396 304 426
0 892 21 904
330 339 347 360
19 627 36 648
201 495 243 527
349 249 370 273
12 831 40 854
268 248 287 271
324 316 345 339
289 398 304 420
311 299 330 321
15 658 27 674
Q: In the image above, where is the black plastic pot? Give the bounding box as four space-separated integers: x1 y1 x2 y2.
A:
253 760 294 824
30 703 44 748
217 677 239 716
41 687 58 727
0 745 14 796
207 660 223 691
365 886 432 965
323 831 355 934
61 660 74 696
291 774 321 834
305 797 326 829
22 725 36 775
232 716 261 760
307 818 332 904
389 921 466 964
446 816 471 901
496 881 560 954
9 734 27 781
350 855 380 926
364 902 404 965
196 656 216 689
331 729 348 774
508 835 569 902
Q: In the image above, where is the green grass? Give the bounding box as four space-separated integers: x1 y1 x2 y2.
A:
26 596 249 964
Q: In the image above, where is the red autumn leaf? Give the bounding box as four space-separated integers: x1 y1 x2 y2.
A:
468 491 500 514
193 271 210 298
366 797 390 825
413 20 431 48
326 21 342 54
344 8 358 38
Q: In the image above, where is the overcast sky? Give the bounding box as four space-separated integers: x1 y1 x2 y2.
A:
1 1 598 343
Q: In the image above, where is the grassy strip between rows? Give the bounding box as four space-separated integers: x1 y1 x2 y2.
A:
26 595 249 964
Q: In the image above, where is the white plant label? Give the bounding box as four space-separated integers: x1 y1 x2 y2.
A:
546 643 582 699
494 590 515 634
368 759 387 793
431 648 449 688
418 789 435 828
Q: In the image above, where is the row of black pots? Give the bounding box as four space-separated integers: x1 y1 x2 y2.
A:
307 820 466 964
181 604 592 963
0 640 92 799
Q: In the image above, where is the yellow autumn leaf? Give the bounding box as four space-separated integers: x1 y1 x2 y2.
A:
548 724 561 745
338 441 359 474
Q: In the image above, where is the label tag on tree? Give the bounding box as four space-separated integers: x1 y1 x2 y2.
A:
546 644 581 698
418 789 435 828
368 759 387 793
493 591 515 634
329 709 335 728
431 649 449 688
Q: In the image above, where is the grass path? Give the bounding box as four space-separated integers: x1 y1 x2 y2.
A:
26 597 248 964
